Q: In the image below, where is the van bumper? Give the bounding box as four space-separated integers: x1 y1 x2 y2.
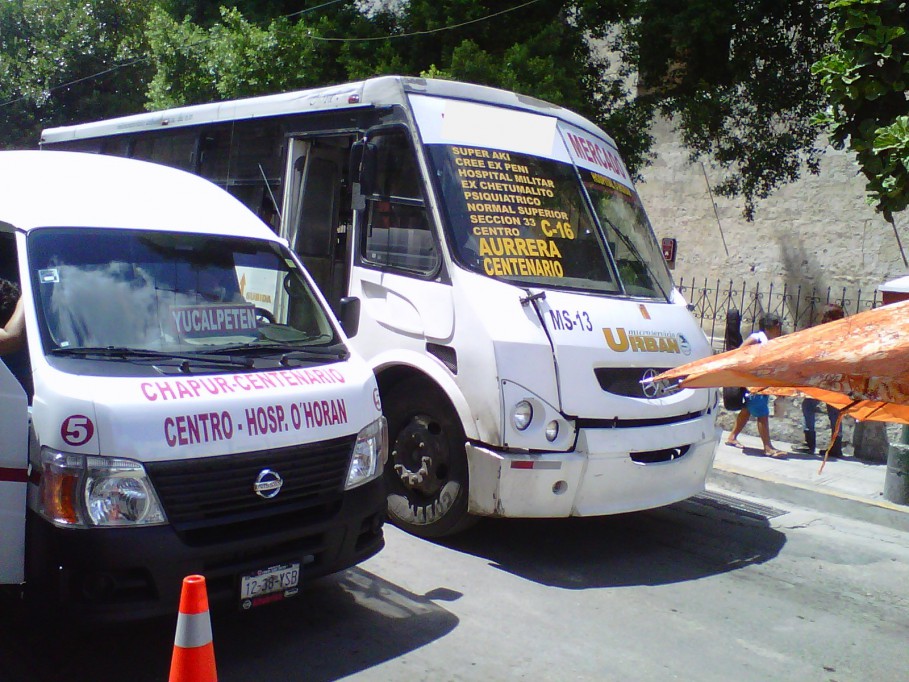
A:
466 416 719 518
24 476 385 622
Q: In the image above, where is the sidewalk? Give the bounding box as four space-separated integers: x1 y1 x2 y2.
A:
707 430 909 532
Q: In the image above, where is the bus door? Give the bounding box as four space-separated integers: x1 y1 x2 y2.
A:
280 134 357 312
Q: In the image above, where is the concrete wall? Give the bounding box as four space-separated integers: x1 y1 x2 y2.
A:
636 115 909 296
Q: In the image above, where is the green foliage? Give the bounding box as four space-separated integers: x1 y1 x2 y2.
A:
143 1 651 176
1 0 904 220
621 0 834 220
812 0 908 219
0 0 151 149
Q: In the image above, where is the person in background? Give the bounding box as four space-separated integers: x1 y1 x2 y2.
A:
0 278 25 355
724 308 743 351
725 312 787 457
795 303 847 457
720 309 748 411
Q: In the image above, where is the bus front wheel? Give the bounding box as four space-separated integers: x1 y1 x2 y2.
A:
384 379 476 538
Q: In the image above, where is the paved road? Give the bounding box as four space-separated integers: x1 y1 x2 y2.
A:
3 491 907 681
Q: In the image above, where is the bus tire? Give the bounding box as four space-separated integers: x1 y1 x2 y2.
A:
384 378 477 538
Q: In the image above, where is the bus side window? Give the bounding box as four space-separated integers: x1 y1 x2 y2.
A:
360 130 439 276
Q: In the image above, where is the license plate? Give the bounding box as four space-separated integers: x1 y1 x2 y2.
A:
240 561 300 610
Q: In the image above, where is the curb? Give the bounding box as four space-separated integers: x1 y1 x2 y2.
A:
708 463 909 533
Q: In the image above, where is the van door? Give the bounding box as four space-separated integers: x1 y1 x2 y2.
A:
280 134 357 312
0 358 28 584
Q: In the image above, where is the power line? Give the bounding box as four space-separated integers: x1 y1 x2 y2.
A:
0 0 546 109
308 0 545 41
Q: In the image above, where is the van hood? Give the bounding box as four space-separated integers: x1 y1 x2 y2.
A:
31 363 381 463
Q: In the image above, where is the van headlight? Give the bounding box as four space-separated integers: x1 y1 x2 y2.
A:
37 448 167 527
345 417 388 489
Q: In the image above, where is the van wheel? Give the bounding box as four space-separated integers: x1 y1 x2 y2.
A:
384 379 477 538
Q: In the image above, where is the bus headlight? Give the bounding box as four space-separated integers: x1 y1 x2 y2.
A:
37 449 166 527
512 401 533 431
346 417 388 489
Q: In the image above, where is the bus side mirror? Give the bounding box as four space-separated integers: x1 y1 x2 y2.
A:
349 140 376 211
339 296 360 338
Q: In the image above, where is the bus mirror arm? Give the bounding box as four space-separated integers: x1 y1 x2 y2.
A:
339 296 361 338
349 140 377 211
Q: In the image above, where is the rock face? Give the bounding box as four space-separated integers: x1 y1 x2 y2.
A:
636 116 909 298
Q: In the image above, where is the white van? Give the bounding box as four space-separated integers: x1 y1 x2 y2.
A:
0 151 387 620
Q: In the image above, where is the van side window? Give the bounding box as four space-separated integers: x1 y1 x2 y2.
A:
360 130 439 275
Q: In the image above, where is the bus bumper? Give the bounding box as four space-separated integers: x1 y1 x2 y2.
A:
466 417 720 518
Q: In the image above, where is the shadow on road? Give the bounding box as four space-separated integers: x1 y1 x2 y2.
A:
437 495 787 589
0 567 457 682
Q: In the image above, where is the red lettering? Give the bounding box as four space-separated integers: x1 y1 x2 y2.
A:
157 382 176 401
165 417 177 446
141 383 158 401
214 377 234 394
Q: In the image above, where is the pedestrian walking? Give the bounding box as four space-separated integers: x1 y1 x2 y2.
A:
725 312 787 457
794 303 847 457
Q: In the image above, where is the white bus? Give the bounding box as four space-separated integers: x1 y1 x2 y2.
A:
42 76 720 537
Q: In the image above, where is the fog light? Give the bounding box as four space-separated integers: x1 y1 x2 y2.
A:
512 401 533 431
545 420 559 442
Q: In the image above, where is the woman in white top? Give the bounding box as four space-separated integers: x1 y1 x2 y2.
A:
724 313 786 457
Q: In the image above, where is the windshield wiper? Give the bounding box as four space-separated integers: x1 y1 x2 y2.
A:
599 217 670 301
49 346 254 368
205 341 349 364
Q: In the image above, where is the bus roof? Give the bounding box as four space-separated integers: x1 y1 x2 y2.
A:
40 76 615 148
0 150 273 239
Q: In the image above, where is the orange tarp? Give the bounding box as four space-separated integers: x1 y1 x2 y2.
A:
653 298 909 425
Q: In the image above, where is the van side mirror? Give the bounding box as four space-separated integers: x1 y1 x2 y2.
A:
339 296 361 338
349 140 376 211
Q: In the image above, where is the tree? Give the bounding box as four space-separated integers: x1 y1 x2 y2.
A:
812 0 908 221
0 0 152 150
142 1 653 173
2 1 904 220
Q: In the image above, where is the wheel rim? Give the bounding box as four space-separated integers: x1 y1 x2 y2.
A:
391 414 451 499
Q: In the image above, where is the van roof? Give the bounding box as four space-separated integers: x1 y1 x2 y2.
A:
0 150 273 240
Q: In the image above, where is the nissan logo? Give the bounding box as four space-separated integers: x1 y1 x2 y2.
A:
640 368 660 398
254 469 284 499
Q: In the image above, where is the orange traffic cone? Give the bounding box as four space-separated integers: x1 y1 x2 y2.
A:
169 575 218 682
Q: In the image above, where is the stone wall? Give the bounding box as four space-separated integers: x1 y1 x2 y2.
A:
635 116 909 296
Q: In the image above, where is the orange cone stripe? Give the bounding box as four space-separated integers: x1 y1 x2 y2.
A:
174 611 214 648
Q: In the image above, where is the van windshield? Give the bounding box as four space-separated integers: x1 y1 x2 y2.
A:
425 143 671 300
27 228 338 356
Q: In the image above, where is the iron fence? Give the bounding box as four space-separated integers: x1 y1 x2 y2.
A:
677 277 882 350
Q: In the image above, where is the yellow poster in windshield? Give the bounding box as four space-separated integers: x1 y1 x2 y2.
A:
454 146 574 279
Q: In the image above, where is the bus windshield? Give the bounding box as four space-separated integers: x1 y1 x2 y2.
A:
425 143 670 299
578 168 673 299
27 228 339 356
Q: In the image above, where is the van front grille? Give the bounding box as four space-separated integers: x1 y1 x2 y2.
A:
145 435 355 533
